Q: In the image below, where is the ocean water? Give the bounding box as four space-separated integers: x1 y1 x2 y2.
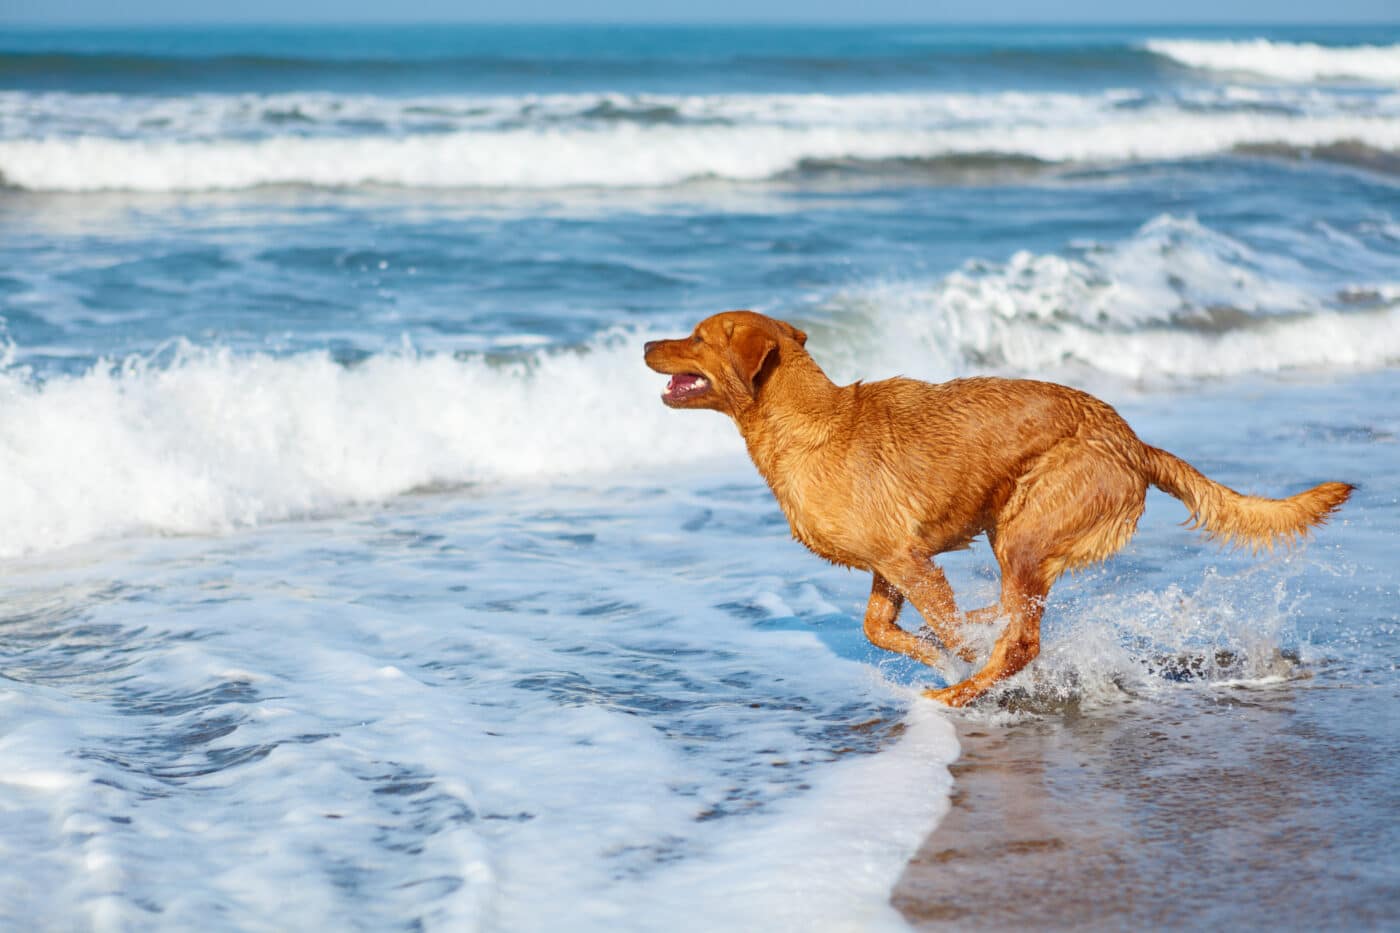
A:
1 23 1398 930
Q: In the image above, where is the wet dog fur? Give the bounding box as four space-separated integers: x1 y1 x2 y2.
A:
644 310 1353 706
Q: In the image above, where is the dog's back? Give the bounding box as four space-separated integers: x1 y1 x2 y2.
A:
746 375 1151 569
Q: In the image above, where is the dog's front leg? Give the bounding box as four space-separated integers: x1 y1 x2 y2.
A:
884 560 978 663
862 574 955 667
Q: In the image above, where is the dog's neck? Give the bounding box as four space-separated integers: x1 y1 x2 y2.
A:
733 350 850 478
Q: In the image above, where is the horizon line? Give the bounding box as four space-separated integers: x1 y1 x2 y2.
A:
4 18 1399 28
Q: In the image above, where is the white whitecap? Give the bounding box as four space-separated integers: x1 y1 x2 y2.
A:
2 92 1399 191
1147 38 1400 85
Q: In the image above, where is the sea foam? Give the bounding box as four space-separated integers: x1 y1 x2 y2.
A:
0 470 962 930
1147 39 1400 85
2 98 1398 191
0 339 741 559
816 214 1400 382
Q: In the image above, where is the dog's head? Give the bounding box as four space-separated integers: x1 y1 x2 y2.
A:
643 310 808 414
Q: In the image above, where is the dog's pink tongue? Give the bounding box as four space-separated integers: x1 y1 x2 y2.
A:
667 374 701 397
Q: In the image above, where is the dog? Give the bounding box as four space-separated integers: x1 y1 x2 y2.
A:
644 310 1352 707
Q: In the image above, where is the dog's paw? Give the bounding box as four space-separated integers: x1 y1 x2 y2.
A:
917 627 979 664
923 682 982 708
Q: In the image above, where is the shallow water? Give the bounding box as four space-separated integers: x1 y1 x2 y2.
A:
2 23 1399 930
897 685 1400 931
0 470 964 930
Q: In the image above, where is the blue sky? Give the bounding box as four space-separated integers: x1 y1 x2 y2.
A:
4 0 1398 25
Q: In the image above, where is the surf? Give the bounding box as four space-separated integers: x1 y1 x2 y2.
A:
2 215 1396 560
1146 38 1400 84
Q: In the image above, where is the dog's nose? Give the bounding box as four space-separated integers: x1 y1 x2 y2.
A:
644 340 661 354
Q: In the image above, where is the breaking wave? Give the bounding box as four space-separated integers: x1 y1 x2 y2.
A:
3 113 1399 192
815 214 1400 382
2 88 1398 191
1146 39 1400 85
0 214 1395 559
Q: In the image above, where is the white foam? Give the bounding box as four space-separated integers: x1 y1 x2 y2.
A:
0 88 1113 140
1147 39 1400 85
3 105 1399 191
0 471 962 930
941 536 1322 715
839 278 1400 385
0 337 741 559
629 699 955 932
9 86 1395 142
811 214 1400 381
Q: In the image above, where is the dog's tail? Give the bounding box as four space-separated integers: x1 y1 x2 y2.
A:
1142 446 1352 551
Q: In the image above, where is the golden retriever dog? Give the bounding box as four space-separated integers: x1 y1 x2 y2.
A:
644 310 1352 707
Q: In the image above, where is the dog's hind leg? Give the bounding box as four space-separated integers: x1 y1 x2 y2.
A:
862 573 958 667
923 553 1049 707
959 531 1007 625
924 442 1146 706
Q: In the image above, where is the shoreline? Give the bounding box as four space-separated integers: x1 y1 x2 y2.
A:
891 684 1400 930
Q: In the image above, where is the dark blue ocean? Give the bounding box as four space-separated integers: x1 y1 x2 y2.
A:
0 24 1397 930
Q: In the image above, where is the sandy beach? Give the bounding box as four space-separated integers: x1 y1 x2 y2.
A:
894 680 1400 930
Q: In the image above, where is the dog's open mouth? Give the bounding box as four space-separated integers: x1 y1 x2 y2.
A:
662 373 710 403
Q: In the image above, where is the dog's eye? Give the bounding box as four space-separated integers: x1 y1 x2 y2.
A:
691 335 703 344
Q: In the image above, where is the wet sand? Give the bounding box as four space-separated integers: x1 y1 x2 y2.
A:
892 681 1400 931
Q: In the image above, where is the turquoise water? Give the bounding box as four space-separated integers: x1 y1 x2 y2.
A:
3 24 1397 94
1 24 1398 930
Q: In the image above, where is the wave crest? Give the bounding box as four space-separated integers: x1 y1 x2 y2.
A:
0 339 738 559
3 111 1399 192
1146 39 1400 85
813 215 1400 382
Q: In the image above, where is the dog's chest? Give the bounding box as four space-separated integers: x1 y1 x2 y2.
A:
761 452 876 567
784 505 860 567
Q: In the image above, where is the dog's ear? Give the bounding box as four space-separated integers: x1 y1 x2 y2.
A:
788 325 807 347
730 325 779 396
